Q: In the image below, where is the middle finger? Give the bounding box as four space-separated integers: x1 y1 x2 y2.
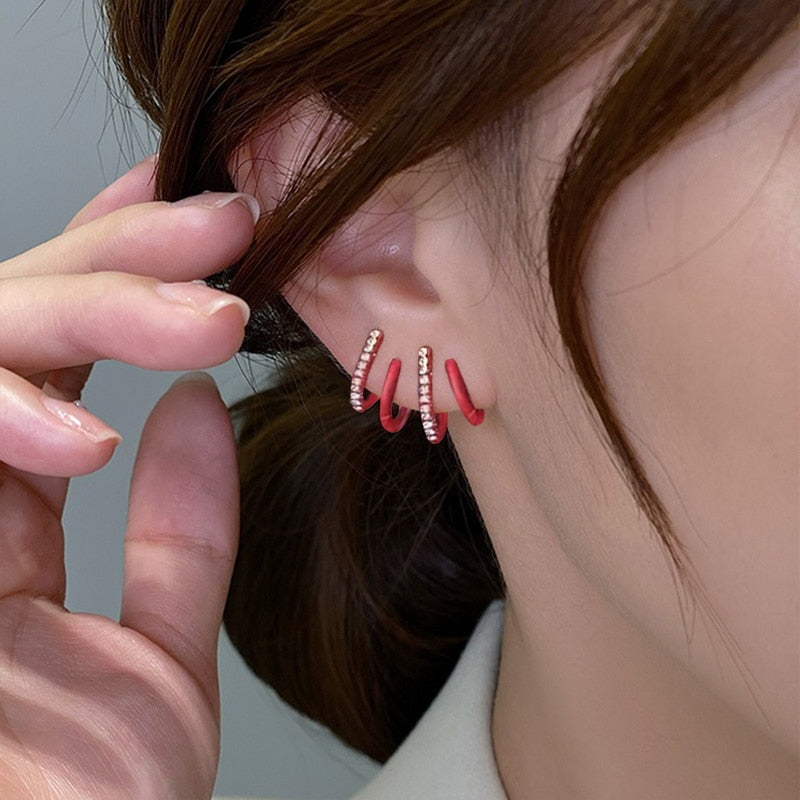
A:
0 272 250 375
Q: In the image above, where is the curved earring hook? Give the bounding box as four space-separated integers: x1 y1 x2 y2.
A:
380 358 412 433
444 359 485 426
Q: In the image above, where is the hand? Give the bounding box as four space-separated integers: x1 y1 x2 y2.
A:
0 161 258 798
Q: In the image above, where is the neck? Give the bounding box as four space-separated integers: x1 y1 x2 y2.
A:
493 586 797 800
451 416 798 800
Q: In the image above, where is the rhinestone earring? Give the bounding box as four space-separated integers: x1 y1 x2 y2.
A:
349 328 383 412
350 330 485 444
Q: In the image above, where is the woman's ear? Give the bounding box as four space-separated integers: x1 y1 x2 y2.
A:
230 101 497 422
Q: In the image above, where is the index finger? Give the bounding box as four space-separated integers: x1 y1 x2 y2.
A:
0 191 259 281
64 156 159 232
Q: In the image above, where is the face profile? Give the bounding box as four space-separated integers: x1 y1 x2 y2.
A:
0 2 797 798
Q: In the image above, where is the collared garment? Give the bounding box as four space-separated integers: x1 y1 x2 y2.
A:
216 601 507 800
352 600 507 800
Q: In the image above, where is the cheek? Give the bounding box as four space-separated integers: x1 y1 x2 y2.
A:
584 91 799 748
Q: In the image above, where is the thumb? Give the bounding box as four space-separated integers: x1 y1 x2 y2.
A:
120 372 240 712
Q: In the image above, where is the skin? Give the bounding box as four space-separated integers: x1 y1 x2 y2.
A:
267 22 799 800
0 18 796 800
484 26 799 799
0 161 258 797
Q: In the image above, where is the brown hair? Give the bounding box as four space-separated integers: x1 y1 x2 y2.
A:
104 0 796 762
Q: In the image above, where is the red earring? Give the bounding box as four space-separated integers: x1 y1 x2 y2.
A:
445 359 485 426
380 358 412 433
351 331 485 444
350 328 383 412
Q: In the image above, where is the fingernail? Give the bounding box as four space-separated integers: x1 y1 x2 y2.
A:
154 281 251 326
172 192 261 225
41 396 122 444
172 371 217 389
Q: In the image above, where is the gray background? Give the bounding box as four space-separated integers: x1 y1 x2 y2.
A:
1 2 377 797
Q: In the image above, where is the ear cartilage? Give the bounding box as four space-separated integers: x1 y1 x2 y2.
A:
350 328 383 412
418 346 449 444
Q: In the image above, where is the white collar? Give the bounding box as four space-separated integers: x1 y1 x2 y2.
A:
352 601 507 799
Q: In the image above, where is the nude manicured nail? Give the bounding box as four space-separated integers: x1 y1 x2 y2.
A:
155 282 251 326
171 192 261 224
41 396 122 444
172 371 218 389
